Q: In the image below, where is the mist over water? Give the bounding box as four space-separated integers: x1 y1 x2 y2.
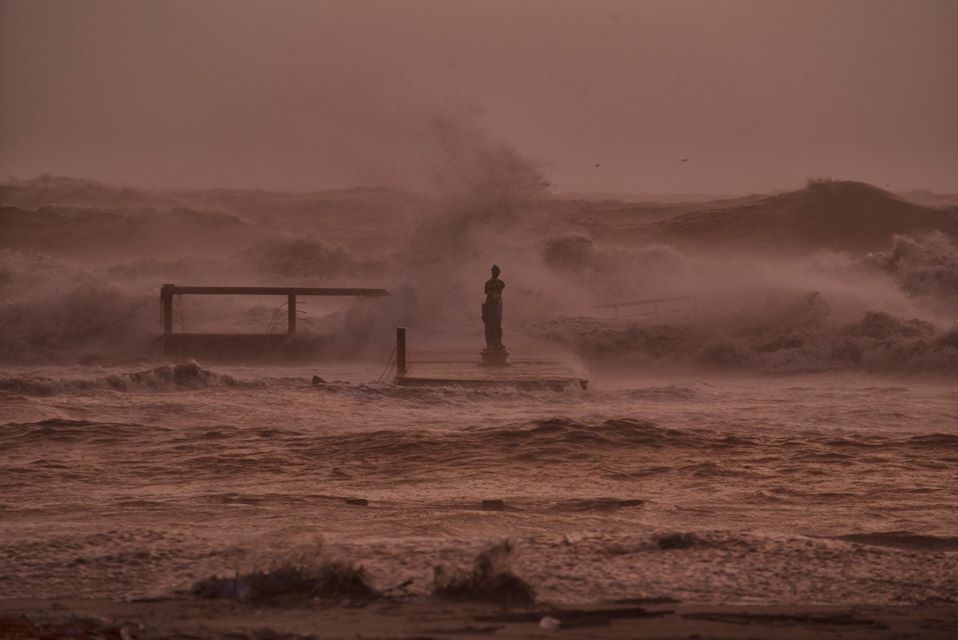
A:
1 159 957 371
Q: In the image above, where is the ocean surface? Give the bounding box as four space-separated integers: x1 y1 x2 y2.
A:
2 363 956 605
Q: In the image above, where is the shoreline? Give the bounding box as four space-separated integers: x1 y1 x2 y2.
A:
1 597 956 639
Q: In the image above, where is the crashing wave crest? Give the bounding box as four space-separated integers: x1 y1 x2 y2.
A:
0 362 251 396
531 310 958 374
862 232 958 304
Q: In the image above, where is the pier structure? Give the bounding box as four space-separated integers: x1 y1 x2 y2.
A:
392 327 587 391
159 284 389 359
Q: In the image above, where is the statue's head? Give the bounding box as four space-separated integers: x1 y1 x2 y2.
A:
491 265 501 277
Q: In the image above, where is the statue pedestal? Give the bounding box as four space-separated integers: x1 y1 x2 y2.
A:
479 348 511 367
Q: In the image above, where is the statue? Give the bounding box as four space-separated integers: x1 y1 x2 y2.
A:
480 265 509 366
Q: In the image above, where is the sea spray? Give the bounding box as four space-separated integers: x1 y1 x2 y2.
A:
527 299 958 374
2 171 956 370
433 540 536 606
862 232 958 308
191 546 376 602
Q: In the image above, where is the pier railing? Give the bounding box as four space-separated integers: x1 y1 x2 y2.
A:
160 284 390 336
158 284 390 360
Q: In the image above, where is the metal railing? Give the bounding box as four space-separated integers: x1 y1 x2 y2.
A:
159 284 390 335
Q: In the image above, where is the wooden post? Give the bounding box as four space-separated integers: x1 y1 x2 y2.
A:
287 294 296 334
161 284 174 335
396 327 406 375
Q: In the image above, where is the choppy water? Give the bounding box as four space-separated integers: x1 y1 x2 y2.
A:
1 363 956 605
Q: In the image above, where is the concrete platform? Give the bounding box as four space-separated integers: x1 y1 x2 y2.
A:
395 351 587 390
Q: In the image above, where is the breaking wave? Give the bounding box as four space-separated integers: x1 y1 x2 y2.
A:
243 237 386 279
531 310 958 374
0 363 253 396
469 417 698 450
862 232 958 305
0 418 155 445
174 416 958 481
3 173 957 374
0 286 157 363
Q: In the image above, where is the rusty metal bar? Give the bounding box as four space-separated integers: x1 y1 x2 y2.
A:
161 283 175 335
165 286 389 297
287 294 297 334
396 327 407 375
159 284 389 336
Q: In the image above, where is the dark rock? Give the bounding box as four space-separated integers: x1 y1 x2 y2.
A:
655 532 699 550
191 561 376 601
433 540 535 606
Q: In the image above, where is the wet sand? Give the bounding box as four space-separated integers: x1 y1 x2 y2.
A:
1 597 956 639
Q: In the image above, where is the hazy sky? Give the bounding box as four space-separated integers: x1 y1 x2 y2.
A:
1 0 956 194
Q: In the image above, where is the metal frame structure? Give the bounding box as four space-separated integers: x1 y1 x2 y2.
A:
159 283 390 336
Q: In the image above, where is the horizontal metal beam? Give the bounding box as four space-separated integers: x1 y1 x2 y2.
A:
162 285 389 297
596 295 696 309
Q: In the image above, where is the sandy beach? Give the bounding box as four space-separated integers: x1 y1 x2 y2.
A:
2 598 957 639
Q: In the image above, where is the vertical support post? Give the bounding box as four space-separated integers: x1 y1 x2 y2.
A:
396 327 407 375
287 294 297 334
161 284 174 335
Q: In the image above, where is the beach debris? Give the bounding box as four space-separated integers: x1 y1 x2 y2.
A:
539 615 562 630
607 596 681 605
311 375 326 385
655 532 699 549
191 557 376 602
477 605 672 626
433 540 535 606
381 577 415 594
481 499 505 511
682 611 881 627
0 612 133 640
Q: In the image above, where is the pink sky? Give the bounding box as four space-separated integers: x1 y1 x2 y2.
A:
1 0 956 194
